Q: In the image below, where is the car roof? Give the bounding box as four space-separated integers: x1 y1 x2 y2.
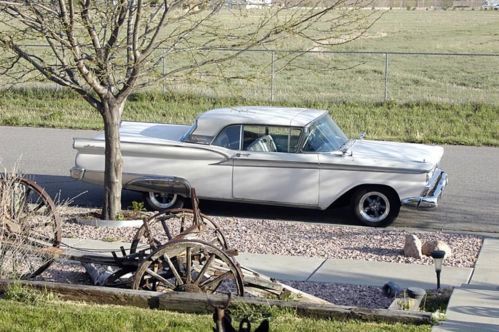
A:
192 106 327 137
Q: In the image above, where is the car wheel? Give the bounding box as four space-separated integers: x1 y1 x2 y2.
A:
352 187 400 227
144 192 184 211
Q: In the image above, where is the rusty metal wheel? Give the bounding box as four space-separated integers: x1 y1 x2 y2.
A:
0 177 61 278
130 209 228 255
132 239 244 296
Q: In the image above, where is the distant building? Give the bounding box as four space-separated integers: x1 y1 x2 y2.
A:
226 0 272 8
246 0 272 8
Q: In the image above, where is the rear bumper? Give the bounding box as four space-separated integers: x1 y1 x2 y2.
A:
401 169 448 209
70 166 85 180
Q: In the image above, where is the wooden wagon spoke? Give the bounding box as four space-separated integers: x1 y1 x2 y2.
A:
133 239 244 296
161 253 184 285
145 268 176 288
193 253 215 285
185 247 192 283
199 271 232 292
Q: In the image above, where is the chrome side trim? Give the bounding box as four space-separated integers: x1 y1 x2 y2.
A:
125 176 192 197
71 167 192 197
73 138 231 160
227 158 428 174
402 170 448 209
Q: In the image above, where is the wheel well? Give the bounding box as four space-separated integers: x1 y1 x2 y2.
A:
328 184 400 209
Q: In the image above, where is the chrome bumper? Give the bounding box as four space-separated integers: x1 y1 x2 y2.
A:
401 169 448 209
70 166 85 180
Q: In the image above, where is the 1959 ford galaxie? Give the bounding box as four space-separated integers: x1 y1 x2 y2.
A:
71 106 448 227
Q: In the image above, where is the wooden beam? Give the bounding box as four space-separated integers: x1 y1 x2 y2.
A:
0 279 432 325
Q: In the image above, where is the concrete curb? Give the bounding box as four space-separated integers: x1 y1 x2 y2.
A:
73 218 144 228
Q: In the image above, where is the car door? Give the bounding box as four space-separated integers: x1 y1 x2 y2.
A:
232 125 319 207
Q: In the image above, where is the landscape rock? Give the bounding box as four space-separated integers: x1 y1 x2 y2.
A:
422 240 453 258
403 234 422 259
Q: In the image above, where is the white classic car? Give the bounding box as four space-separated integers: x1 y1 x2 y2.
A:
71 106 448 227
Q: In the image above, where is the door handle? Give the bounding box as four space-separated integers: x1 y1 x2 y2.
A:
235 153 250 157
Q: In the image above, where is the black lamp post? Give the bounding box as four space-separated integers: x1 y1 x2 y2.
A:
431 250 446 290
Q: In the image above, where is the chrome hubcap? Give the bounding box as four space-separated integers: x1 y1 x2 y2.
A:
148 192 178 210
358 191 390 223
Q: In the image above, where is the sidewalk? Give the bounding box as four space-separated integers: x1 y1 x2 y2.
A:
432 238 499 332
237 253 472 289
61 237 499 331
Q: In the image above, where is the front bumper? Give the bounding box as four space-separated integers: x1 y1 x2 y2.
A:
401 169 448 209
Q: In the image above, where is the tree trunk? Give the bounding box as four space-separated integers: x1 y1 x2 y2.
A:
101 100 124 220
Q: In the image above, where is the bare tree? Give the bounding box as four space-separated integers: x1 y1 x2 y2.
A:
0 0 380 219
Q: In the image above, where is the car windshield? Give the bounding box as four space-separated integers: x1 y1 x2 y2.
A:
302 115 348 152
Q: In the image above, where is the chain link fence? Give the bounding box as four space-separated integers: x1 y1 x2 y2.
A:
4 45 499 105
155 48 499 105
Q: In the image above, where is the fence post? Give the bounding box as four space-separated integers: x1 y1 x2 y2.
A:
384 53 389 102
55 53 60 91
162 53 166 93
270 51 275 102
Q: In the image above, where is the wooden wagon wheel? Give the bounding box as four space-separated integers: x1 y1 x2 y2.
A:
129 209 229 255
132 239 244 296
0 177 61 278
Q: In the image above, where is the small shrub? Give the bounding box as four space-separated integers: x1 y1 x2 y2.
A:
131 201 146 213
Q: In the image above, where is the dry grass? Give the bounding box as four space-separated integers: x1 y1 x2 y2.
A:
0 171 59 279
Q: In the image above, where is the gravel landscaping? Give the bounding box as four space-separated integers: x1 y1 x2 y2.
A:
61 208 482 268
44 207 483 309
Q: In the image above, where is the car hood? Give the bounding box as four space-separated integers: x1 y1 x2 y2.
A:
349 139 444 166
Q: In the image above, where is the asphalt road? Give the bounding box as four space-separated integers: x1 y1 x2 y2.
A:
1 126 498 234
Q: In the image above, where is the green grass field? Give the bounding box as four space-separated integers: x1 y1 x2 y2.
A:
0 89 496 146
0 11 498 146
142 10 499 105
0 299 432 332
0 283 431 332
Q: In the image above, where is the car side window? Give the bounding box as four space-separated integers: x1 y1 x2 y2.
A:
212 125 241 150
242 125 302 153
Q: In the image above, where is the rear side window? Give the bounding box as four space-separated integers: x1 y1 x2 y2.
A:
242 125 302 153
212 125 241 150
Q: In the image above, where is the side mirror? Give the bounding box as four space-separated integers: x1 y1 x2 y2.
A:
359 131 366 140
